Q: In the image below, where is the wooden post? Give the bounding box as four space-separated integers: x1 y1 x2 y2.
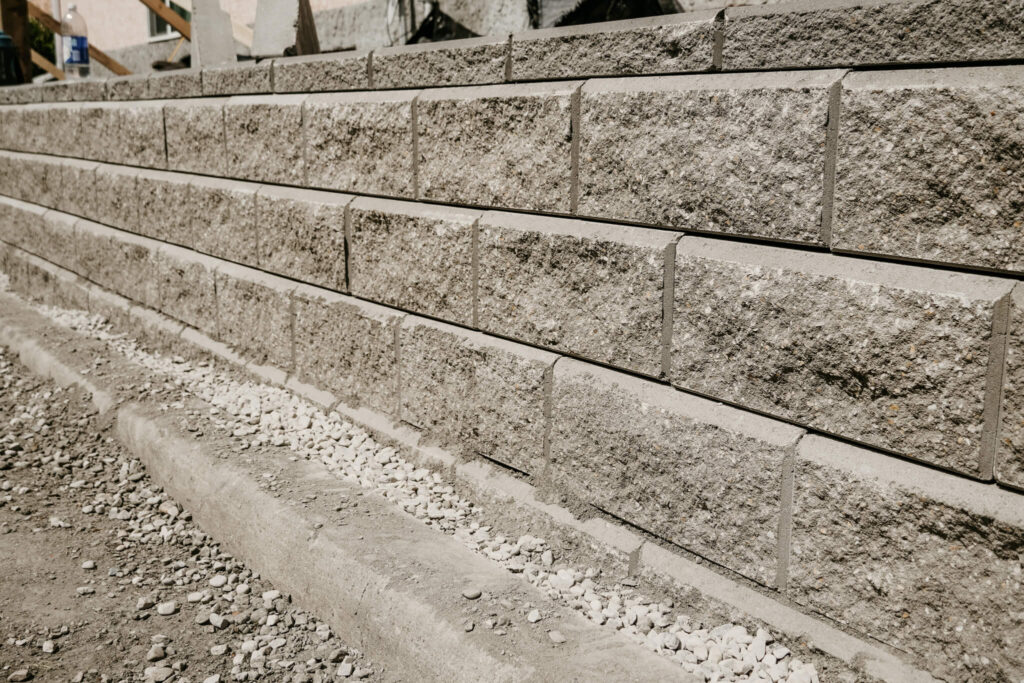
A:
0 0 31 84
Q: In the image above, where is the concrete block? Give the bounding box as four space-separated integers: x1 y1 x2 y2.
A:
272 51 370 93
348 197 478 325
792 435 1024 681
0 84 43 105
91 102 167 168
578 70 842 244
998 285 1024 489
833 67 1024 274
9 153 61 209
399 317 556 474
0 198 47 256
417 81 580 213
190 176 259 265
11 250 90 312
723 0 1024 71
57 159 100 218
304 90 417 197
191 0 238 69
75 219 160 308
256 185 351 291
136 169 194 246
90 164 140 231
39 79 105 102
202 61 273 96
148 69 203 99
549 358 802 587
510 11 720 81
293 284 403 414
672 236 1016 477
164 98 228 176
372 36 509 89
215 262 295 370
478 211 673 377
156 245 219 336
224 95 307 184
105 74 150 101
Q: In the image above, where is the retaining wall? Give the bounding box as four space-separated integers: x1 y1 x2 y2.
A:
1 1 1023 680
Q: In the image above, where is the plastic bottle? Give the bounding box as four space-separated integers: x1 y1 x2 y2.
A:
61 4 90 79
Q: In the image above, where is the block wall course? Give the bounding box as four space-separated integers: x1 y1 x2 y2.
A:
0 84 42 105
156 245 219 336
792 434 1024 682
672 236 1016 477
189 176 259 266
89 165 140 232
833 66 1024 274
578 70 843 244
164 98 230 176
148 69 203 100
272 51 371 94
56 158 100 219
215 262 295 370
477 211 674 377
39 79 106 103
105 74 150 102
549 357 803 587
998 284 1024 489
0 198 47 256
224 95 308 185
347 197 479 325
74 219 160 308
372 36 510 89
90 102 167 169
136 170 194 246
202 61 273 97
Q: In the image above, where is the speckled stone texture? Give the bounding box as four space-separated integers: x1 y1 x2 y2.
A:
792 436 1024 682
89 165 139 231
510 11 720 81
478 212 673 377
399 317 556 474
156 246 219 336
136 170 194 246
672 237 1015 476
293 285 403 414
998 285 1024 489
348 198 479 326
833 67 1024 274
215 264 294 370
190 177 259 266
549 358 802 587
578 71 840 243
202 61 273 96
56 159 99 218
0 84 43 105
0 198 40 249
0 199 49 260
39 79 105 103
417 81 579 213
105 74 150 101
272 51 370 93
224 95 307 184
723 0 1024 70
8 153 61 209
165 98 229 176
91 102 167 168
304 91 416 197
7 250 89 312
148 69 203 99
256 186 351 292
74 220 160 308
372 36 509 89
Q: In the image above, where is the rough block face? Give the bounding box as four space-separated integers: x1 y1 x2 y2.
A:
304 91 416 197
190 177 258 266
399 318 555 474
579 71 840 244
672 237 1015 476
791 436 1024 681
93 102 166 168
550 359 802 586
417 82 579 213
256 186 350 292
723 0 1024 70
372 37 509 89
272 52 370 93
105 74 150 101
148 69 203 100
57 159 99 218
165 98 229 176
0 200 51 261
89 165 140 231
293 286 403 414
224 95 307 185
348 198 478 325
156 247 218 335
202 61 273 96
215 264 294 370
136 170 194 246
0 85 42 105
13 154 61 209
478 212 672 377
998 285 1024 488
510 12 719 81
833 67 1024 274
75 221 160 308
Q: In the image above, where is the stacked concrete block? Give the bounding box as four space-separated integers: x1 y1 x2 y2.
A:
165 98 229 176
0 84 42 105
0 198 46 255
215 262 294 370
105 74 150 101
999 285 1024 489
89 165 140 231
189 176 259 266
672 237 1015 477
2 152 61 208
417 82 580 213
156 245 219 336
549 358 803 587
510 11 721 81
372 36 510 89
8 249 90 312
74 219 160 308
136 170 194 246
272 51 370 94
791 435 1024 681
148 70 203 100
90 102 167 168
39 79 105 103
399 316 556 473
57 159 100 218
833 67 1024 274
477 211 675 377
202 61 273 96
293 284 404 414
304 90 417 197
347 197 479 325
256 186 351 292
224 95 307 185
578 70 842 244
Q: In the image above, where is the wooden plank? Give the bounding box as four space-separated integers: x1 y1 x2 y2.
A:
31 48 64 79
137 0 191 40
0 0 32 83
27 4 131 75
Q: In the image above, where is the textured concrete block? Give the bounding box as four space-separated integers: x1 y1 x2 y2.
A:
348 197 478 325
510 11 720 81
550 358 802 586
224 95 307 184
256 185 351 291
190 176 258 265
148 69 203 99
417 81 579 213
0 198 47 256
8 153 61 209
164 98 228 176
372 36 509 89
478 212 673 377
202 60 273 96
90 164 140 231
0 84 43 105
156 245 219 335
40 79 105 102
723 0 1024 70
215 263 294 369
91 102 167 168
105 74 150 101
672 237 1015 476
75 219 160 307
792 435 1024 681
833 67 1024 274
57 159 100 218
304 90 417 197
998 285 1024 489
399 317 556 473
272 51 370 93
136 169 193 246
293 284 403 413
578 71 842 244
